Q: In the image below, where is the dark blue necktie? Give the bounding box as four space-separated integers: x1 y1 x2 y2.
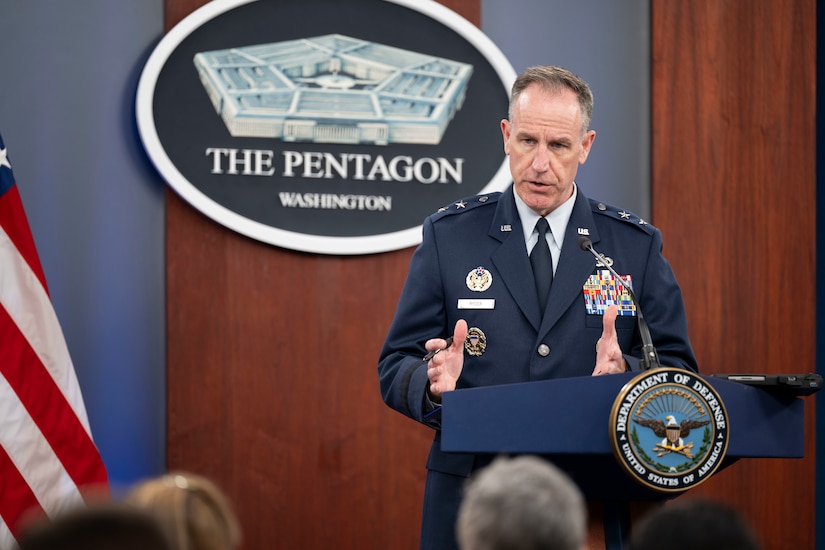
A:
530 217 553 311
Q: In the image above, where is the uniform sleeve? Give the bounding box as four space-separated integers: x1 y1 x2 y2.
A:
377 217 449 426
636 227 699 372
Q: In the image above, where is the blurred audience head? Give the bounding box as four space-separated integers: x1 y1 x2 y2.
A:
15 503 171 550
123 471 241 550
629 498 762 550
456 455 587 550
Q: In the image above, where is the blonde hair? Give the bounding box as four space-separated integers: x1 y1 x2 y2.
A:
123 472 241 550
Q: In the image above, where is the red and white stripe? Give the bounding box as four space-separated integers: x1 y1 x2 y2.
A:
0 169 108 547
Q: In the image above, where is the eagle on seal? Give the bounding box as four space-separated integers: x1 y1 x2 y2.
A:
634 414 710 449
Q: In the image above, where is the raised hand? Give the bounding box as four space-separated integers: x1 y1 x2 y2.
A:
426 319 468 399
593 304 627 375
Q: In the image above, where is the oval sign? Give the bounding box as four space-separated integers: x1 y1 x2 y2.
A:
136 0 515 255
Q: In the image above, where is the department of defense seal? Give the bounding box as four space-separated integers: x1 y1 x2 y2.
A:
609 368 729 493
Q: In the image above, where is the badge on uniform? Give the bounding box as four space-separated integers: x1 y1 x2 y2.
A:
464 327 486 356
466 266 492 292
582 269 637 316
596 255 614 268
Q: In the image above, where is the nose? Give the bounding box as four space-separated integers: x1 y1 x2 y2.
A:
531 146 550 172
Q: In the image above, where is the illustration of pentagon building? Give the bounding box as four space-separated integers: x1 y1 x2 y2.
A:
193 34 474 145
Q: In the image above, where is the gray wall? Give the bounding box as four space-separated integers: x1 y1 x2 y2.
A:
0 1 167 488
482 0 651 217
0 0 648 487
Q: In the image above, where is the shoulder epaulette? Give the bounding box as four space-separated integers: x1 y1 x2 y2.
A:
589 199 657 235
430 193 501 221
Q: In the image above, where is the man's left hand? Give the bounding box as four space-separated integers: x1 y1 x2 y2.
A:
592 304 627 375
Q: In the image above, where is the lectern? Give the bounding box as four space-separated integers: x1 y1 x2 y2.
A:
440 372 805 549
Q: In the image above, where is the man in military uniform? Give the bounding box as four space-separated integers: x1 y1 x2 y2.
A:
377 65 698 550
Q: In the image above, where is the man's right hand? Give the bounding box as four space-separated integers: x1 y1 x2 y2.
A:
425 319 468 400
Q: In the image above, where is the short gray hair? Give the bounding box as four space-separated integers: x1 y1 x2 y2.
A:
457 456 587 550
508 65 594 133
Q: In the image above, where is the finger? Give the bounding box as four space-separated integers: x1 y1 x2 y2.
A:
427 363 440 387
424 335 452 361
424 338 443 354
601 304 619 343
452 319 468 351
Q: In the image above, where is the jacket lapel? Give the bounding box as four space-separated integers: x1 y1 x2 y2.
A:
488 187 543 331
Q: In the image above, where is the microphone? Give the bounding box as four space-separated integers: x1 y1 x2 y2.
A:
578 236 661 370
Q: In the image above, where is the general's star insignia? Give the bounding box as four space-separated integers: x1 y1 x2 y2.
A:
619 211 631 219
455 200 467 209
638 219 648 225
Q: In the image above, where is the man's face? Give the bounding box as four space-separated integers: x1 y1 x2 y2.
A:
501 84 596 216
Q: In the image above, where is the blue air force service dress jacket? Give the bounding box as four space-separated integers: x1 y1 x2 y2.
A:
378 184 698 478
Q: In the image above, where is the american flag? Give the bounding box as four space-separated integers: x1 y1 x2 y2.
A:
0 132 108 547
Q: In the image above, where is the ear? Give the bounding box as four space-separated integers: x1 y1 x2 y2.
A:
500 119 511 155
578 130 596 164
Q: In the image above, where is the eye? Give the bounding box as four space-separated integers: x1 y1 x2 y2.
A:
549 140 574 152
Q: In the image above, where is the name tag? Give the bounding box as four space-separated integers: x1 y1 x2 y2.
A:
457 299 495 310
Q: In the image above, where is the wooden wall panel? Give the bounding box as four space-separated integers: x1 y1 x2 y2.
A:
651 1 816 548
166 194 432 548
164 2 479 550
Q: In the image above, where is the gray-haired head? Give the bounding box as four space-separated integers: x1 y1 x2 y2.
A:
508 65 594 134
457 455 587 550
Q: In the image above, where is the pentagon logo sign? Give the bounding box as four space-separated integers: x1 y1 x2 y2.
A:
609 368 729 492
193 34 474 146
136 0 516 255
